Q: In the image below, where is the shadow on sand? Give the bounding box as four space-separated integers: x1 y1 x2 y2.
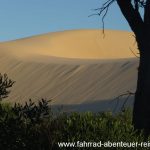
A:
51 96 134 113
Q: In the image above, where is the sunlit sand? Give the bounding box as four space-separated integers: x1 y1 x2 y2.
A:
0 29 138 111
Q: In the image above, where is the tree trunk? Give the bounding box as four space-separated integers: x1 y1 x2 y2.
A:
116 0 150 137
133 36 150 136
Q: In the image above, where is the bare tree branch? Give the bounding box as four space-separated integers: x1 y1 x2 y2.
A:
92 0 145 38
89 0 115 33
129 47 140 58
112 91 135 112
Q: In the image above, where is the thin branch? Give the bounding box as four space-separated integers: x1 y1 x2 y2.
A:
112 91 135 112
121 94 132 112
102 5 109 35
89 0 115 34
90 0 145 38
129 47 140 58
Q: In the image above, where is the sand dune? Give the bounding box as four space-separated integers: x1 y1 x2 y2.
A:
0 29 138 111
0 29 138 60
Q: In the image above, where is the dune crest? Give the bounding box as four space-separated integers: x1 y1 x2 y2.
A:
0 30 138 60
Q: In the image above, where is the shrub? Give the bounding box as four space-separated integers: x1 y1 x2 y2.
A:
0 73 15 101
0 102 149 150
0 99 52 150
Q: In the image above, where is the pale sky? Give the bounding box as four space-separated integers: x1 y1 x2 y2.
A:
0 0 130 41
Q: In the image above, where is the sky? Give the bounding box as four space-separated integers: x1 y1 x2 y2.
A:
0 0 131 41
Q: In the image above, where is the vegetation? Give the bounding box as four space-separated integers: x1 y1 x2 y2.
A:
0 73 15 101
0 101 149 150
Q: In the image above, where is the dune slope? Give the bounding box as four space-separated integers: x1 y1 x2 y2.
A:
0 29 138 111
0 29 138 60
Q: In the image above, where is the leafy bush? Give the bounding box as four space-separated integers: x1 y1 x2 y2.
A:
0 101 149 150
52 109 147 150
0 73 15 101
0 99 52 150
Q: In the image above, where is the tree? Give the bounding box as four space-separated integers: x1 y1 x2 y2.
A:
0 73 15 101
95 0 150 135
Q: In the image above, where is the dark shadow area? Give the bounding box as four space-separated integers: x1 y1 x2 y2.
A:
51 96 134 113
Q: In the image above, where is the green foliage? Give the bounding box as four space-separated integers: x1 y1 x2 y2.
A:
0 99 52 150
56 110 146 149
0 101 149 150
0 73 15 101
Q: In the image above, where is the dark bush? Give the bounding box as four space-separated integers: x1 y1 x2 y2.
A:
0 73 15 101
0 102 149 150
0 99 52 150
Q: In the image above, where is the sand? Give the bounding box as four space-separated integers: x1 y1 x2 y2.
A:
0 29 139 112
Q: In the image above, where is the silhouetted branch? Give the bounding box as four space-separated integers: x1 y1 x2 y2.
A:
112 91 135 112
91 0 145 38
89 0 115 33
129 47 140 58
